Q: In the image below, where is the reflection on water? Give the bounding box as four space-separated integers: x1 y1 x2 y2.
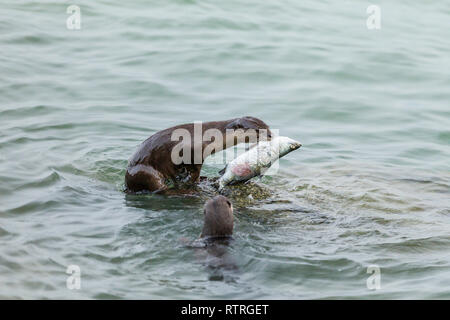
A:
188 238 239 282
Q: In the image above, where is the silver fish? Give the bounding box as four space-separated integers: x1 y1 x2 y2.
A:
218 136 302 189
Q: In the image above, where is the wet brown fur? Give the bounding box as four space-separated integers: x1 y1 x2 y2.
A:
201 195 234 238
125 116 271 193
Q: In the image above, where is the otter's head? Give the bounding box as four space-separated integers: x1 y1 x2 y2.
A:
201 195 234 239
225 116 272 145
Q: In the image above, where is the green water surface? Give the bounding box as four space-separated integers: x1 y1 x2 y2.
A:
0 0 449 299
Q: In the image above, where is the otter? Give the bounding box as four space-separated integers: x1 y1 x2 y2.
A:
186 195 237 281
201 195 234 239
125 116 271 193
179 195 234 248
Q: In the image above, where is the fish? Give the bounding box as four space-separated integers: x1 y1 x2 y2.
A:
218 136 302 189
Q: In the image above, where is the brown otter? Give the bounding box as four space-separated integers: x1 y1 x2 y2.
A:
179 195 234 248
125 116 271 193
184 196 236 280
201 195 234 239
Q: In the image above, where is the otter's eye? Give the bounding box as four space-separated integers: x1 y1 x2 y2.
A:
226 200 231 207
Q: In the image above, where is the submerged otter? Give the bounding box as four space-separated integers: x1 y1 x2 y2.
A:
193 195 237 281
201 195 234 239
125 117 271 193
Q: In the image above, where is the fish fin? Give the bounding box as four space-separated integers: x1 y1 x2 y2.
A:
218 165 227 175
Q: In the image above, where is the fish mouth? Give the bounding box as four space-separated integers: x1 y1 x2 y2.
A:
290 142 302 150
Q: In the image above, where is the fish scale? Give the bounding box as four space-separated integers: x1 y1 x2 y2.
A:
218 136 302 189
